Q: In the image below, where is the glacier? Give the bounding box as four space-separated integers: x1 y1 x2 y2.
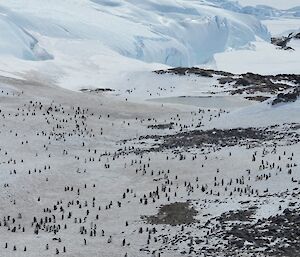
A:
0 0 270 67
0 6 52 61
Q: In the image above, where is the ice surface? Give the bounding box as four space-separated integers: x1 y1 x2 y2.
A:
0 0 269 67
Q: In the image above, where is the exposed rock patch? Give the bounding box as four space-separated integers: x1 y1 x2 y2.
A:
272 87 300 105
144 202 198 226
220 208 300 256
154 67 300 96
271 32 300 51
134 125 300 153
244 96 270 102
147 123 174 130
80 88 115 93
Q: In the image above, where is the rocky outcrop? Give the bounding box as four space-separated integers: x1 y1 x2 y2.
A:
272 87 300 105
271 31 300 50
155 67 300 96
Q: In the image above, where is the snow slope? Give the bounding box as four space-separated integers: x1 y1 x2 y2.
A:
209 99 300 129
262 19 300 36
213 38 300 75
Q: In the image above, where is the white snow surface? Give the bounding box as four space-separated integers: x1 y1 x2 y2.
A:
213 38 300 75
262 18 300 36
